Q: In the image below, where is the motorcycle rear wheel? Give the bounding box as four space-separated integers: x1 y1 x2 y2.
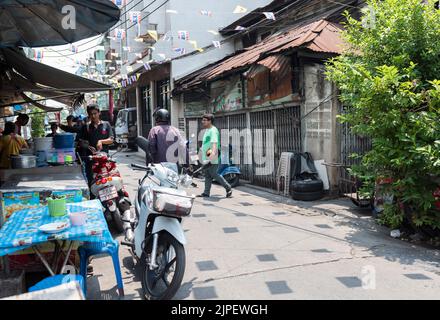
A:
112 207 125 234
141 231 185 300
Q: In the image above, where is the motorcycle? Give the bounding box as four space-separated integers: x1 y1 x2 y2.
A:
121 136 199 300
77 140 131 233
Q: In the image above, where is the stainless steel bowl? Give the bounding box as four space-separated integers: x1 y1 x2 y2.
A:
10 155 37 169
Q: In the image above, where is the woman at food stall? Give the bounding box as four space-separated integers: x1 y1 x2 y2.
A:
0 122 28 169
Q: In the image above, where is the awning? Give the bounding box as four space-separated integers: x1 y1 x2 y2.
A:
0 0 120 48
0 48 111 109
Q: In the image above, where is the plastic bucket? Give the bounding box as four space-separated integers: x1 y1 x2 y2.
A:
54 134 75 149
34 137 53 151
47 196 67 217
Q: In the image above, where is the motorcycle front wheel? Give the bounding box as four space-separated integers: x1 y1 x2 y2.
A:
141 231 185 300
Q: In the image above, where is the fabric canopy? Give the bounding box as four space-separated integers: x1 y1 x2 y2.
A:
0 0 120 48
0 48 111 109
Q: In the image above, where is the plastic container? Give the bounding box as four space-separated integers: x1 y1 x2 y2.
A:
47 196 67 217
47 148 76 164
69 212 87 226
54 134 75 149
34 137 53 151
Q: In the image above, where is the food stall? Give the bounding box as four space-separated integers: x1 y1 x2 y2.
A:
0 164 90 273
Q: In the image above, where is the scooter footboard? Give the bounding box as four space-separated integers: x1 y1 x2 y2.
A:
152 216 187 245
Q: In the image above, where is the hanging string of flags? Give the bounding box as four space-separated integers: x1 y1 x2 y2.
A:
263 12 276 20
65 4 278 89
233 5 248 14
200 10 213 17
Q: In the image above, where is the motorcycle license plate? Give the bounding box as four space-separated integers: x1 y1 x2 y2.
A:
99 186 118 202
117 138 128 144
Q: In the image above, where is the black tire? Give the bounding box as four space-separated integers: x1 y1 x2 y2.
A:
112 208 125 234
292 190 324 201
141 232 185 300
224 173 240 188
291 179 323 193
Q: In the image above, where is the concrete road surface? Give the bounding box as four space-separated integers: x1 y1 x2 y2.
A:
86 151 440 300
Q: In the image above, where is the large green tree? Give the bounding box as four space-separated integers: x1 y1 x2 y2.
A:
326 0 440 230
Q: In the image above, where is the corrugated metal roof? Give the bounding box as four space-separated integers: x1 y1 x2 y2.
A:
175 19 343 91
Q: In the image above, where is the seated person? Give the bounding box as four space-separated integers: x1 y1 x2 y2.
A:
0 122 28 169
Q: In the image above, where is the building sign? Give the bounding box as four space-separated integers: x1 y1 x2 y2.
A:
209 75 244 113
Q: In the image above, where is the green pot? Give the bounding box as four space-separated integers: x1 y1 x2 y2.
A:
47 196 67 217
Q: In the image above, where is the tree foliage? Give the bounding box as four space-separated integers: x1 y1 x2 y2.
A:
326 0 440 229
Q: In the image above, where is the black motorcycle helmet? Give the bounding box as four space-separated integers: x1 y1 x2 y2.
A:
154 108 170 124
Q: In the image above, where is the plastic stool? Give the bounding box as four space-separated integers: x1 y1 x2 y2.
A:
29 274 85 297
79 239 124 297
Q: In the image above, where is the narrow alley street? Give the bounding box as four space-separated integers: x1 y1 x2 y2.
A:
87 151 440 300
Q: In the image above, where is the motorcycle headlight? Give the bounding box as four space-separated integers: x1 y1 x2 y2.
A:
167 172 178 183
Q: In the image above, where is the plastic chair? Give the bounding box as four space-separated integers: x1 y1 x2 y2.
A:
29 274 85 297
78 239 124 297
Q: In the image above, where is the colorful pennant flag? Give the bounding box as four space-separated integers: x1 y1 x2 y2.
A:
233 5 248 14
135 53 143 58
263 12 276 20
129 11 141 24
173 48 186 55
147 30 158 41
70 45 78 53
126 66 133 72
114 28 126 40
166 9 178 14
213 41 221 48
34 49 44 60
200 10 213 17
113 0 126 6
123 46 131 52
208 30 219 35
177 31 190 40
143 62 152 71
235 26 247 31
161 32 173 42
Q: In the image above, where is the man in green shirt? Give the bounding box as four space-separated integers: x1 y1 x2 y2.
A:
198 114 232 198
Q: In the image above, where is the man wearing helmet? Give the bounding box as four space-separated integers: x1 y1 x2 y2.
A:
147 108 186 165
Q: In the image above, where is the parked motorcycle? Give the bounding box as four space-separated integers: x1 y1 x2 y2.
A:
77 140 131 233
121 136 199 300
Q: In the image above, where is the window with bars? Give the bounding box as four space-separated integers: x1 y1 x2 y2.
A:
156 79 171 110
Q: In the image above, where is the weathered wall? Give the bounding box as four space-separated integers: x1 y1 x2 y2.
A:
302 63 340 190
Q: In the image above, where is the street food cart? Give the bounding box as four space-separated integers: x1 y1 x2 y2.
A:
0 164 89 273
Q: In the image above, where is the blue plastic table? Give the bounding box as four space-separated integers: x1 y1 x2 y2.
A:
0 200 114 276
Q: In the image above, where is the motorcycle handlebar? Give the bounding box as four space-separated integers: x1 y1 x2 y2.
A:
131 163 149 171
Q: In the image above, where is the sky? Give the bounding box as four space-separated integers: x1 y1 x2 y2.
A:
38 35 104 74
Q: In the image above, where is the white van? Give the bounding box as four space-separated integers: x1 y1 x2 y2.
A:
115 108 137 150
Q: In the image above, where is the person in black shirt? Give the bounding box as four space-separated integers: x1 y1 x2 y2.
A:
77 104 114 186
78 105 114 153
